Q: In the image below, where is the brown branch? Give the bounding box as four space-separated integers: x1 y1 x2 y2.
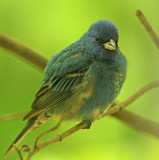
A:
112 110 159 138
23 121 87 160
37 121 87 150
0 33 48 70
25 147 34 160
136 10 159 49
0 111 27 122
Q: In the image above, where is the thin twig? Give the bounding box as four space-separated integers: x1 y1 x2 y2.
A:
136 10 159 49
25 121 87 157
13 144 23 160
0 33 48 70
24 123 87 160
25 146 34 160
39 122 87 149
34 119 63 147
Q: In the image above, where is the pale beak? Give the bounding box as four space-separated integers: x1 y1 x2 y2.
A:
103 39 116 51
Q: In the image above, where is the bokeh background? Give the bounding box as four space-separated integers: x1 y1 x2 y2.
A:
0 0 159 160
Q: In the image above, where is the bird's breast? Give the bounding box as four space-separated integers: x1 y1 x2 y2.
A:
89 63 119 106
74 62 126 121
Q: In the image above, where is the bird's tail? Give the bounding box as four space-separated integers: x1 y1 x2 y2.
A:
5 117 37 158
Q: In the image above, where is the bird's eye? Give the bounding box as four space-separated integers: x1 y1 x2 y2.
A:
95 36 101 42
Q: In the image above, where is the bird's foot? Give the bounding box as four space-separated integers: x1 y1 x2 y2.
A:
82 120 92 129
21 144 39 153
21 144 31 152
57 134 63 141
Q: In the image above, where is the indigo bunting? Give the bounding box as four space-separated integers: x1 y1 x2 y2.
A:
5 20 127 158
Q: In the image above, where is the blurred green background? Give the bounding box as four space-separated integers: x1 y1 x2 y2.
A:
0 0 159 160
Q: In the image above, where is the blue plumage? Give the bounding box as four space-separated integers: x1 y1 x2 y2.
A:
5 20 127 158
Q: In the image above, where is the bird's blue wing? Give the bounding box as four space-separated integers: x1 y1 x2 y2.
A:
23 49 92 120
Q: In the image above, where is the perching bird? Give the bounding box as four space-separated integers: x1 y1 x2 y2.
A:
5 20 127 158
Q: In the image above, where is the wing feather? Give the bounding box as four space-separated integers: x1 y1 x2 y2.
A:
23 49 91 121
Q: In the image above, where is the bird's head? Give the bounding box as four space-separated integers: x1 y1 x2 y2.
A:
81 20 120 62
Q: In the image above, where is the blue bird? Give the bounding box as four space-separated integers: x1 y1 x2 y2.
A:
5 20 127 158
